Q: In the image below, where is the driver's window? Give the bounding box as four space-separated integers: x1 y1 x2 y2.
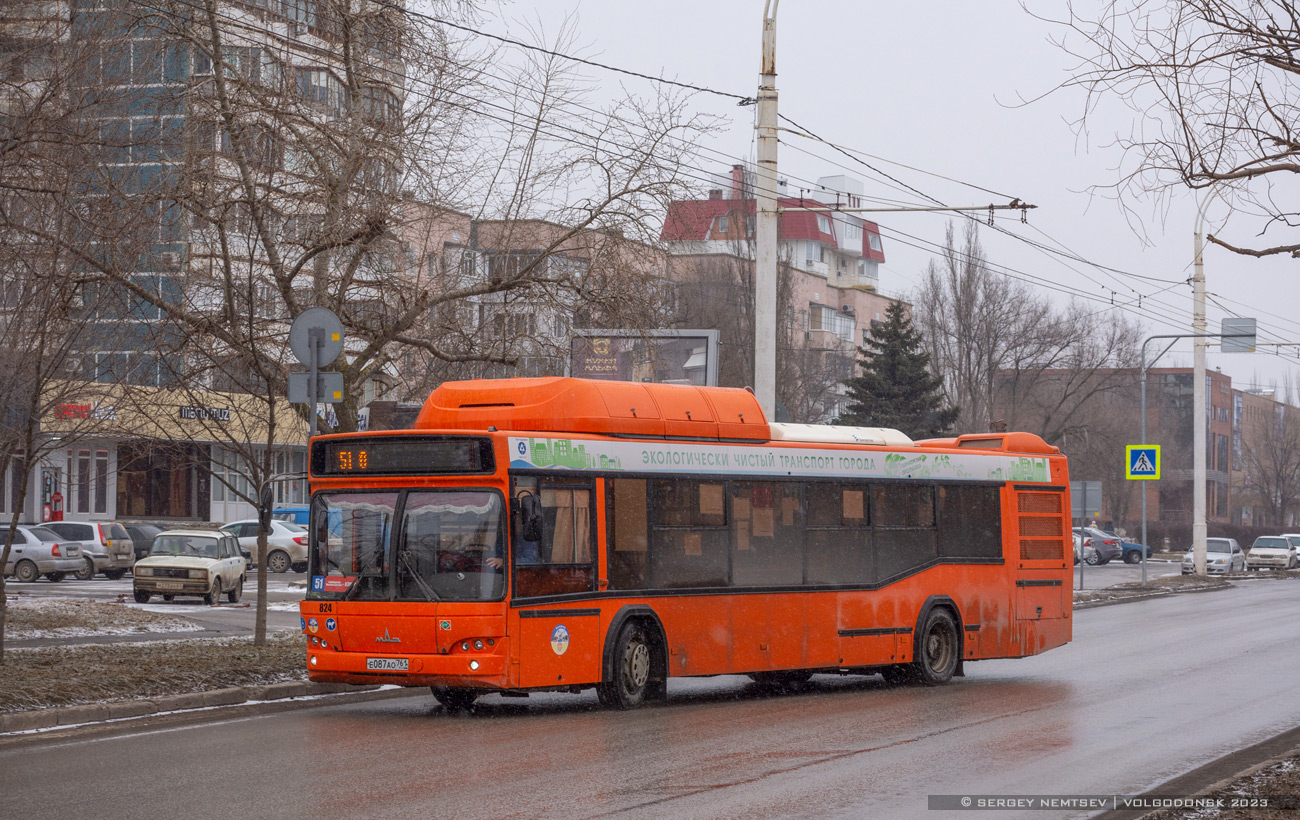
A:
512 476 595 598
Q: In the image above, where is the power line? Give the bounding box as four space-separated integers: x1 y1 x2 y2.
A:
370 0 752 103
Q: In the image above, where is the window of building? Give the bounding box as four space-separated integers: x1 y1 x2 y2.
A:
817 214 831 234
64 448 109 515
868 232 882 252
808 303 836 332
296 67 346 115
717 215 728 234
362 85 401 124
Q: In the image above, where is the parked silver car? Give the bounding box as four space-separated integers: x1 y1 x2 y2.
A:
2 525 84 582
220 519 309 573
1181 538 1246 574
1072 531 1098 565
1073 526 1122 564
46 521 134 580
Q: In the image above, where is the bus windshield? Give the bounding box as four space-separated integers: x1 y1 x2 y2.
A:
308 490 505 602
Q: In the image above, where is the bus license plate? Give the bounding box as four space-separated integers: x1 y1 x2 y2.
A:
366 657 409 671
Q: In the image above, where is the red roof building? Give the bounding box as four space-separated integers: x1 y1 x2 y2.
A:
661 165 904 422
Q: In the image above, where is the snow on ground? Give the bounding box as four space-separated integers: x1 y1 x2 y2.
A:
5 597 204 639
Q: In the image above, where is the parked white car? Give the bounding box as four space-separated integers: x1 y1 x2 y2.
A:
1246 536 1298 570
2 525 83 582
132 530 246 605
220 519 308 573
46 521 134 580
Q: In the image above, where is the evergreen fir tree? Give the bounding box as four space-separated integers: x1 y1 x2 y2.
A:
838 301 958 439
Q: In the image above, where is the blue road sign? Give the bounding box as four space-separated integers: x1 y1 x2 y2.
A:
1126 445 1161 480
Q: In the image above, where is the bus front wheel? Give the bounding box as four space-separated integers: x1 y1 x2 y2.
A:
431 686 478 712
598 623 651 710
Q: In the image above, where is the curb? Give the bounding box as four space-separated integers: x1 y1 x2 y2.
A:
0 680 401 736
1091 728 1300 820
1073 583 1232 610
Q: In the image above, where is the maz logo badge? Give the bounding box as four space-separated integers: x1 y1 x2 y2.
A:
375 628 401 644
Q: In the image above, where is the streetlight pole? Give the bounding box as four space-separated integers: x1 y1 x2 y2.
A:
753 0 779 419
1191 191 1218 577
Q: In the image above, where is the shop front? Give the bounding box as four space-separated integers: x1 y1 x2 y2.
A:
29 382 307 526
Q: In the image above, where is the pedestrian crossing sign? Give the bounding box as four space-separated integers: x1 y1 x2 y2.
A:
1125 445 1161 480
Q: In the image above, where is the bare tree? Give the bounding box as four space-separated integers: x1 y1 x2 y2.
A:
1050 0 1300 257
914 221 1055 432
0 1 136 662
995 309 1143 445
79 1 714 422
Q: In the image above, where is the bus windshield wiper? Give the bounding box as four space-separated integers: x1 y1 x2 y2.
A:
399 550 440 602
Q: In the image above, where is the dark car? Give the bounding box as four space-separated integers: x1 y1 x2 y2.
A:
124 524 164 561
1099 530 1152 564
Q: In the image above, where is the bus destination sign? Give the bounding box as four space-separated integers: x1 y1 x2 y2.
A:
312 437 493 476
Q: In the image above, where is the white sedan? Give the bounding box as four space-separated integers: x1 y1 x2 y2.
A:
1181 538 1246 574
220 519 309 573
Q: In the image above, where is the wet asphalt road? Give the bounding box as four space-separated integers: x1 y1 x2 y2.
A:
6 580 1300 820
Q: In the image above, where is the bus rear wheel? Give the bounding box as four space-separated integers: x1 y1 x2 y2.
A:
883 608 960 686
598 622 652 709
914 608 959 685
431 686 478 712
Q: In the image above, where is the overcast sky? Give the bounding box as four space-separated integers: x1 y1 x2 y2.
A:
491 0 1300 394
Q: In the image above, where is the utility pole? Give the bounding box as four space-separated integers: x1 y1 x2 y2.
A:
1192 194 1213 577
754 0 779 419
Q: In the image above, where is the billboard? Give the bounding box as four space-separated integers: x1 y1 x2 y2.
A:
570 330 719 386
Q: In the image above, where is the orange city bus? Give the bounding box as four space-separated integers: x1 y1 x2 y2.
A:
300 377 1073 710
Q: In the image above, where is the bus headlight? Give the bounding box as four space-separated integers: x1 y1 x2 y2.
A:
310 655 318 666
469 660 479 671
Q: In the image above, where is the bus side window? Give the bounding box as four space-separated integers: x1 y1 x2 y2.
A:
607 478 648 590
513 480 595 598
874 485 937 581
805 483 872 585
731 482 803 586
649 479 729 589
937 485 1002 559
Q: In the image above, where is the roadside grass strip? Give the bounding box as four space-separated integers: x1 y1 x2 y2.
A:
0 632 305 712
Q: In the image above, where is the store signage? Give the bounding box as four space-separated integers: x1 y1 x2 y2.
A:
55 402 116 420
179 406 232 422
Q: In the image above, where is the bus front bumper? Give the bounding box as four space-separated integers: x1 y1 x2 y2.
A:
305 649 508 688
